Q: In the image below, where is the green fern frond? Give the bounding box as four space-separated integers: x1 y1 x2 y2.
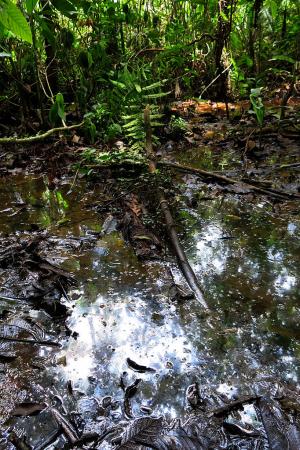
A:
123 118 141 128
141 79 167 91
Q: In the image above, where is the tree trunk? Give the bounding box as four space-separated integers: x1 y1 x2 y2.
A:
249 0 264 75
214 0 235 104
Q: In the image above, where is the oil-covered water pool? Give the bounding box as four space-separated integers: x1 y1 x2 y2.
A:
0 171 299 447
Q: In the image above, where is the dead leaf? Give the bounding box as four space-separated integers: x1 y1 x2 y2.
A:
246 140 256 152
72 134 80 143
127 194 142 217
117 416 164 449
203 130 215 139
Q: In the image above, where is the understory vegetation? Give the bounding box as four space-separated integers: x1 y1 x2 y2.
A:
0 0 299 147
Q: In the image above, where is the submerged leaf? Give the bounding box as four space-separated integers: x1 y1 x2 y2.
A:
117 416 164 449
127 357 156 373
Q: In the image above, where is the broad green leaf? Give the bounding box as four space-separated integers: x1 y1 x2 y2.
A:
56 93 64 105
0 52 11 57
98 153 111 161
49 102 58 125
0 0 32 44
56 93 66 121
49 93 66 124
250 90 265 128
26 0 38 14
51 0 77 18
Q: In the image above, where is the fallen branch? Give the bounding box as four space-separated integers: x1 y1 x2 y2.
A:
159 196 208 308
144 106 209 309
0 122 84 144
159 161 300 201
0 336 61 347
211 395 261 417
50 408 79 444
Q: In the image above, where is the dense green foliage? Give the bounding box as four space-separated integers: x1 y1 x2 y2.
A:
0 0 299 142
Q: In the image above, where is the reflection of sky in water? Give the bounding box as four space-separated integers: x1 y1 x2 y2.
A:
287 222 297 235
63 290 202 414
274 271 296 293
194 225 228 274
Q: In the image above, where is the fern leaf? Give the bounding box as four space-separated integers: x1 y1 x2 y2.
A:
141 80 167 91
123 119 140 129
122 113 142 120
149 121 164 127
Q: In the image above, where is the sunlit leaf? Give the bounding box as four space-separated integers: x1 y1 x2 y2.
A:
110 80 126 89
56 93 66 121
0 0 32 44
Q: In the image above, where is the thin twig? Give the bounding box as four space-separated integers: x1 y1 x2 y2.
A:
199 64 232 99
0 122 84 144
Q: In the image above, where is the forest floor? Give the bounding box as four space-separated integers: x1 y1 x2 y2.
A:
0 98 299 449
